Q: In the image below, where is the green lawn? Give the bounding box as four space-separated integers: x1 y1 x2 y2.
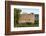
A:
14 20 39 27
14 23 39 27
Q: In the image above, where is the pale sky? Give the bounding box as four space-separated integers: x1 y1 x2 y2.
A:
15 8 39 14
17 8 39 14
14 5 40 14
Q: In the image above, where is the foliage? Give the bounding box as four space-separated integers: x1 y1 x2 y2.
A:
14 8 22 27
14 20 39 27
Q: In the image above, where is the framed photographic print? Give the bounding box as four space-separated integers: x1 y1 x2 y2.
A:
5 1 45 35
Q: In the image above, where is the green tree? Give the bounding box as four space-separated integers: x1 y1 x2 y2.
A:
14 8 21 27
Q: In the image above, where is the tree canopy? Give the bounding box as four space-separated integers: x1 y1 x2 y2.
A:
14 8 22 26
